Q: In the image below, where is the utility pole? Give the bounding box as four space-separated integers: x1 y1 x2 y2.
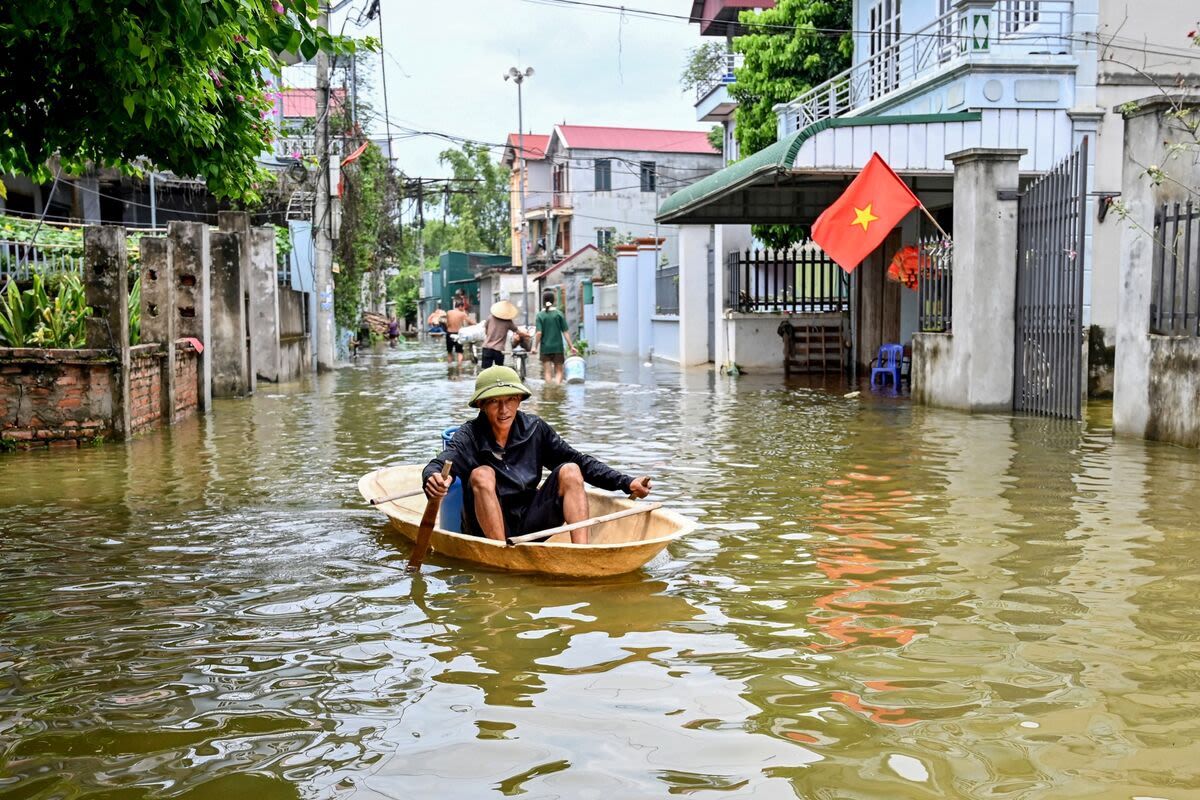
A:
505 66 534 327
314 3 336 370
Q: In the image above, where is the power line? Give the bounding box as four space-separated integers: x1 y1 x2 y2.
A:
517 0 1200 60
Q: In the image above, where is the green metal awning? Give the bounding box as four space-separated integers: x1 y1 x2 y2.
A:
656 112 982 225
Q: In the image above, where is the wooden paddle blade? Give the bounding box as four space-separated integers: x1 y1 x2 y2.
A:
406 460 453 573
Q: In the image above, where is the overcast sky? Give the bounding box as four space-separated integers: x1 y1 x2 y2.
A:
290 0 712 178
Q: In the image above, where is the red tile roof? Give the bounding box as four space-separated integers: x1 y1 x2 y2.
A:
281 88 347 118
505 133 550 161
555 125 718 154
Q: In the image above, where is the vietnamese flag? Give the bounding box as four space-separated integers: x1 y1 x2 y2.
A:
811 153 920 273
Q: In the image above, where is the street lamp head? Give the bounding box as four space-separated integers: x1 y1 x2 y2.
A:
524 67 534 78
505 66 533 83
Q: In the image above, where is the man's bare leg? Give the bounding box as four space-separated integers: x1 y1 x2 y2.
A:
470 466 507 541
557 463 590 544
542 359 553 382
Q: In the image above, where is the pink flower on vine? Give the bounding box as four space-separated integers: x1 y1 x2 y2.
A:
290 150 301 160
233 34 246 43
272 1 285 13
237 94 245 102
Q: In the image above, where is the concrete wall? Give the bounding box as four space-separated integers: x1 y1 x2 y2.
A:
596 318 620 352
724 313 790 372
1113 96 1200 446
651 317 680 363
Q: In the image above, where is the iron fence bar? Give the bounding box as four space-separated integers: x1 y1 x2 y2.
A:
1184 200 1193 334
1153 205 1164 332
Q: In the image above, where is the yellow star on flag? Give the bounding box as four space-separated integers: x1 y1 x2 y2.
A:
851 204 878 232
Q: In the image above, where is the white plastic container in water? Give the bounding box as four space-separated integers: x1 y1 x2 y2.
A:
564 355 586 384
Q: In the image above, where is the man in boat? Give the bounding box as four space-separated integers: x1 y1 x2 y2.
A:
423 366 652 544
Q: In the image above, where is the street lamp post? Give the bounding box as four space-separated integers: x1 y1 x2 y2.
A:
504 66 534 329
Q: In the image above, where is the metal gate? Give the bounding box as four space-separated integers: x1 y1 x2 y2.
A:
1013 138 1088 419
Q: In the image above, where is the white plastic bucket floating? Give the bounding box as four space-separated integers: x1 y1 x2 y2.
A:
564 356 586 384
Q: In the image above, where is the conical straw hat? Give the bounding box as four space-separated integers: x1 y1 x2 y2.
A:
490 299 519 320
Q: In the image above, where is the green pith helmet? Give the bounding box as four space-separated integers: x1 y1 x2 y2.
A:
469 365 532 408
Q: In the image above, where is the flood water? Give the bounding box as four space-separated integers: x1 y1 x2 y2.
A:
2 344 1199 799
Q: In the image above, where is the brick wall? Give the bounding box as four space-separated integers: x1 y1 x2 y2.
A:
174 344 199 421
0 349 116 449
129 345 163 434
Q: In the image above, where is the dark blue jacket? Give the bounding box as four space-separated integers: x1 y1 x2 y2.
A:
422 411 634 514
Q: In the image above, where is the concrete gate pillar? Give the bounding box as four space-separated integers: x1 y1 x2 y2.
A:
170 221 212 412
615 244 639 355
83 226 131 438
636 237 663 360
218 211 255 394
248 226 282 383
916 148 1023 411
139 236 177 424
209 229 249 398
677 226 710 366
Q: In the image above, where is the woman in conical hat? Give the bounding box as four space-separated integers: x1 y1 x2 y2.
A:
481 299 521 370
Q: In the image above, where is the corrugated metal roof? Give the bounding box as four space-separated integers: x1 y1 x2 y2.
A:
656 112 981 224
555 125 718 154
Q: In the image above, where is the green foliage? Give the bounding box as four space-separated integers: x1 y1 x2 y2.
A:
436 143 510 254
0 274 92 348
707 125 725 155
0 278 36 346
128 276 141 346
680 41 728 93
731 0 853 247
573 337 591 357
0 1 365 200
335 142 390 330
386 262 421 321
595 232 635 284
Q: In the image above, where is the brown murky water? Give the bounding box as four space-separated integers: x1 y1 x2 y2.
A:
2 344 1199 799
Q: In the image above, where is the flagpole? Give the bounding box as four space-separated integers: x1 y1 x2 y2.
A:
917 202 950 239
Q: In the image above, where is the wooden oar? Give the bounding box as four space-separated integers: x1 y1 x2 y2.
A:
369 487 425 505
405 460 453 573
507 502 662 546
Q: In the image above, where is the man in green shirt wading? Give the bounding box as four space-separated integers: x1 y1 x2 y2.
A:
534 290 577 384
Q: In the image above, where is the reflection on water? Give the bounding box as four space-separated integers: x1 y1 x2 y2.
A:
2 346 1200 798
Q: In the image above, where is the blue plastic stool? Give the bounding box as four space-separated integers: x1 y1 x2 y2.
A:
870 344 904 387
439 425 463 532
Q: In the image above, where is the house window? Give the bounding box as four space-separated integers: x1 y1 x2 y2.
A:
868 0 901 99
597 228 615 252
594 159 611 191
640 161 657 192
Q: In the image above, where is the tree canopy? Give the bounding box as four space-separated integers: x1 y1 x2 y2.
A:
0 0 360 198
436 143 511 254
730 0 852 246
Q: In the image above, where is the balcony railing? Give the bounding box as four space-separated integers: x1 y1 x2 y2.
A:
695 51 744 102
776 0 1073 134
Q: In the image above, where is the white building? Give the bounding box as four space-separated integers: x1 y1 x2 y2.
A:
659 0 1198 419
504 125 722 271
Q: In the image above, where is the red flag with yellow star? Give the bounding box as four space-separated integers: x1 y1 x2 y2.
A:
810 153 920 273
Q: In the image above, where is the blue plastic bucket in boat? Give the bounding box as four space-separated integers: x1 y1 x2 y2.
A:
564 355 586 384
439 425 463 532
